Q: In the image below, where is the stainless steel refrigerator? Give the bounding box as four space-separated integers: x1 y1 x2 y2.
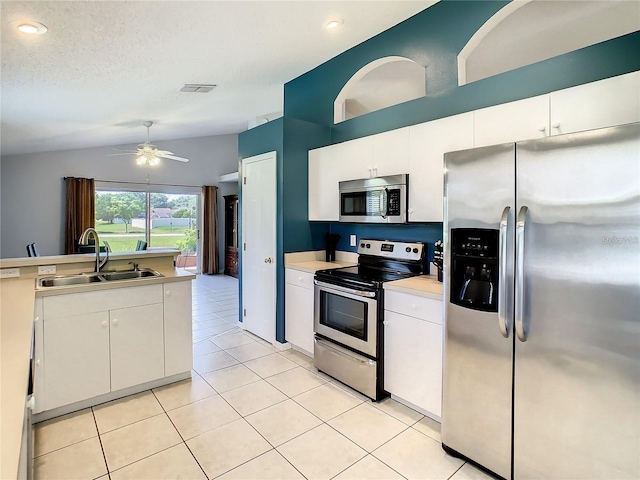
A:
441 123 640 479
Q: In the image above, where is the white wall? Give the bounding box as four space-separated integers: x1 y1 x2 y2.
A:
0 133 238 268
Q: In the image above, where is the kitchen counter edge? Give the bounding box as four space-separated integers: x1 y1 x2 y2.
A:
384 275 443 300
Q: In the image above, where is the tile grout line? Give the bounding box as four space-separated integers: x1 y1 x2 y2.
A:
148 388 210 480
91 407 112 479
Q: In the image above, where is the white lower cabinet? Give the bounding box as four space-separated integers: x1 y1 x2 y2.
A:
384 290 443 417
285 269 315 355
163 281 193 377
43 311 111 411
38 280 192 413
110 303 165 391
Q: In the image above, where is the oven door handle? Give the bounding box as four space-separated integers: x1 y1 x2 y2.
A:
314 280 377 298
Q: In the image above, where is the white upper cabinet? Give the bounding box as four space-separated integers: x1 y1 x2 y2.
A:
474 94 550 148
371 127 411 177
550 71 640 136
409 113 474 222
308 137 373 221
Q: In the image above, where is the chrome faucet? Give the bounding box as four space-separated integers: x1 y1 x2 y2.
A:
79 227 109 272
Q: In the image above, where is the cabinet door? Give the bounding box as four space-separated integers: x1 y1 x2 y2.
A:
164 281 193 377
409 113 474 222
308 137 373 221
384 310 443 417
372 127 410 177
110 303 164 391
474 95 549 148
44 312 110 411
285 282 314 356
550 71 640 136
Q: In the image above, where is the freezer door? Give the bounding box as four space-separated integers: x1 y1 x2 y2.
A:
442 143 515 480
514 123 640 478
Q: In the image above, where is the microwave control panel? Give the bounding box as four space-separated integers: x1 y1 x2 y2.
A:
387 189 401 216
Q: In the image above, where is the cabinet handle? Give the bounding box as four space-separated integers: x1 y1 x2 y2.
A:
35 359 40 367
34 316 40 322
112 319 119 326
101 320 108 327
26 397 35 410
538 126 546 132
552 122 561 129
166 290 172 296
383 321 389 326
408 208 414 214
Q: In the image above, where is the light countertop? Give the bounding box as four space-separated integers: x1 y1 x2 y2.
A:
0 248 182 269
384 274 443 300
0 259 194 480
285 260 354 274
1 279 37 480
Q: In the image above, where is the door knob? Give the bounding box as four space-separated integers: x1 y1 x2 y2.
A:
264 258 272 263
112 319 119 326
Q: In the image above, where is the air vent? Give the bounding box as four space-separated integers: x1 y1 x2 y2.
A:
179 84 217 93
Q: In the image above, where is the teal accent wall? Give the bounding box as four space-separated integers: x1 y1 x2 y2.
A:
239 0 640 344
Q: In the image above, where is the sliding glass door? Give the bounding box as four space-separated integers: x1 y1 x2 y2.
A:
95 189 199 272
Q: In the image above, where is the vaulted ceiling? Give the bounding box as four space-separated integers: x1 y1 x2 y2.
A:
1 1 435 156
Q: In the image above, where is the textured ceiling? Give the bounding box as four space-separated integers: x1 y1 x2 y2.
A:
0 1 435 156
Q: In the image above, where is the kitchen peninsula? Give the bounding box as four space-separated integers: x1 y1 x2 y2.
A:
0 249 195 480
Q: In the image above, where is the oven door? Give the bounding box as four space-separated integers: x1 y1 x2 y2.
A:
314 280 378 357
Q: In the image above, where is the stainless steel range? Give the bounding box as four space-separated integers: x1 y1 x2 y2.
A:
313 239 427 401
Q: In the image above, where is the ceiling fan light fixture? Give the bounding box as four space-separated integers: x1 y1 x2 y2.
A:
135 155 147 166
149 155 160 166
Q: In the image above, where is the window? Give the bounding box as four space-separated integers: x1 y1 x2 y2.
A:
95 188 199 272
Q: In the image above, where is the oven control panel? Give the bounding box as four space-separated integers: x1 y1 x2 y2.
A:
357 239 424 261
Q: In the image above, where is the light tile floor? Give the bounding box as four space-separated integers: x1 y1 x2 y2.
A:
33 274 493 480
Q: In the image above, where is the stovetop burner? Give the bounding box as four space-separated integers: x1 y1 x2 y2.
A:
315 239 428 289
315 265 417 286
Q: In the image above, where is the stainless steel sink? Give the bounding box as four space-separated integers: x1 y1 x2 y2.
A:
101 269 163 281
39 274 104 287
39 268 163 287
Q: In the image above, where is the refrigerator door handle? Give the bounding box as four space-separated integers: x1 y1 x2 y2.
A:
515 205 529 342
498 206 511 338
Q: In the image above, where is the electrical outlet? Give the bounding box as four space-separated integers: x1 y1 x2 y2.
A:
38 265 57 275
0 268 20 278
350 234 357 247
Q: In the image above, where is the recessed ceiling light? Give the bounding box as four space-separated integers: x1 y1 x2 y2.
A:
16 21 48 35
326 19 343 29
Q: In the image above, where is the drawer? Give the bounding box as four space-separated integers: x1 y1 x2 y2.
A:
285 269 314 290
385 290 443 324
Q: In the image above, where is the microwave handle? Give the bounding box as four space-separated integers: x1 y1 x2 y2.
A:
379 188 388 219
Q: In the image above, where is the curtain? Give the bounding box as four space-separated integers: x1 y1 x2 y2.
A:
64 177 96 254
201 185 219 274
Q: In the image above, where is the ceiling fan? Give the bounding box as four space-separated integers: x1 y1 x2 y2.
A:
110 121 189 165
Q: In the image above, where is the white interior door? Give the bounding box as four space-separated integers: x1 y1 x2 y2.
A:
241 151 277 343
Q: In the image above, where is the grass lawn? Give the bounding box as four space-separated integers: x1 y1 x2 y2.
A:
96 222 190 234
102 234 185 252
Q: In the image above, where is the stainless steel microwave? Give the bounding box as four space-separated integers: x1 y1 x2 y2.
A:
338 174 408 223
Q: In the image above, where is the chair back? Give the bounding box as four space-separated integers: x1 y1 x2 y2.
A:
135 240 147 251
26 243 40 257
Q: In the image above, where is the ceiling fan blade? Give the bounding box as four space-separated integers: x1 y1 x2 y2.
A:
112 147 137 153
157 153 189 162
156 150 174 155
108 153 136 156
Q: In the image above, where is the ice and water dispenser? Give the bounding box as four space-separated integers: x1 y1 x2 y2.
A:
450 229 499 312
